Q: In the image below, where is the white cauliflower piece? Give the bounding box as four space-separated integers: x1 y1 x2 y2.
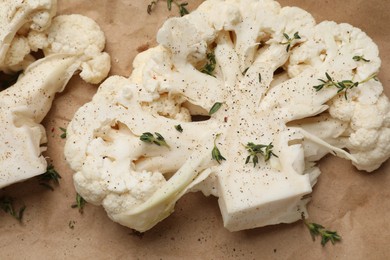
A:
66 0 389 232
0 54 78 188
0 14 111 188
0 0 57 73
39 14 111 84
65 76 216 232
286 19 390 172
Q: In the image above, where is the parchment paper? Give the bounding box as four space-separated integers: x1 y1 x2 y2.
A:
0 0 389 259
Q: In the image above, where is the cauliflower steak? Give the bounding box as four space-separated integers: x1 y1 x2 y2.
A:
65 0 390 232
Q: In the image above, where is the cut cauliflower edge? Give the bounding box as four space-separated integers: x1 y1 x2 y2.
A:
65 0 390 232
0 12 111 188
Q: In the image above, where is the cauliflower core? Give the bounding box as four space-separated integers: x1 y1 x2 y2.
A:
65 0 390 232
0 12 111 188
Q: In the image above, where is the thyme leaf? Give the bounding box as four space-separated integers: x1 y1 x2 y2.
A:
177 2 189 16
281 31 301 52
209 102 223 116
353 55 370 62
140 132 170 148
174 124 183 133
245 142 277 167
201 52 216 76
0 196 26 222
59 127 67 139
71 193 86 214
39 164 61 190
304 220 341 246
212 133 226 164
147 0 189 16
314 72 378 99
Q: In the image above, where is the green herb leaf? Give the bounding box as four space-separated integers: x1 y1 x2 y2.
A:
0 196 26 222
71 193 86 214
39 164 61 190
201 52 216 76
174 124 183 133
304 220 341 246
59 127 67 139
140 132 170 148
353 55 370 62
212 133 226 164
313 72 378 99
280 31 301 52
258 73 262 83
148 0 188 16
244 142 277 167
167 0 172 10
178 2 189 16
209 102 223 116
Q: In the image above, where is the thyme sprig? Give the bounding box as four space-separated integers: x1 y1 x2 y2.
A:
140 132 170 148
212 133 226 164
71 193 86 214
353 55 370 62
245 142 277 167
39 164 61 190
147 0 189 16
304 220 341 246
314 72 378 99
201 52 216 76
0 196 26 222
281 32 301 52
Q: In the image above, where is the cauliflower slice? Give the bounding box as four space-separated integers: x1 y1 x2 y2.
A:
66 0 390 232
0 14 111 188
0 0 57 73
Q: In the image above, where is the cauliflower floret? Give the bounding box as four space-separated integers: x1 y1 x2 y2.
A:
141 93 191 121
0 0 57 73
350 128 390 172
40 14 110 84
2 36 34 71
345 95 390 171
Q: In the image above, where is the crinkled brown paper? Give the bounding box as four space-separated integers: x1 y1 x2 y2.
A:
1 0 389 259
